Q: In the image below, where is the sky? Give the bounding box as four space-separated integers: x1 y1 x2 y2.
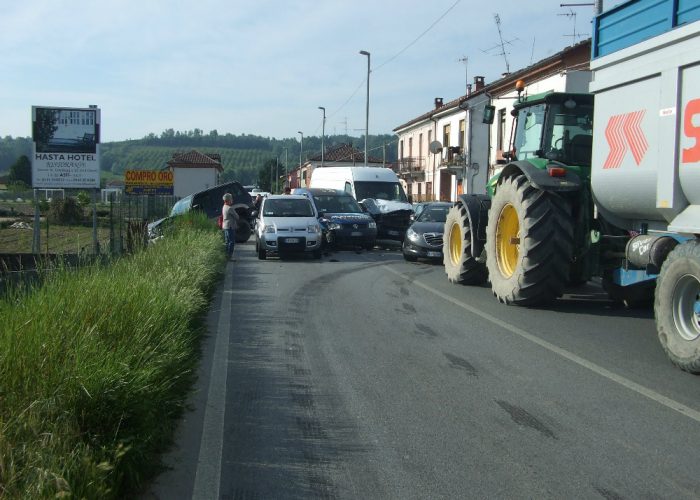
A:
0 0 603 143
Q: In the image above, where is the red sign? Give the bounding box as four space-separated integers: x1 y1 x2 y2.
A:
603 110 648 169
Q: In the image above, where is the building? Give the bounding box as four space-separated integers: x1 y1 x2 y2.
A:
288 143 385 189
166 150 223 198
393 39 592 201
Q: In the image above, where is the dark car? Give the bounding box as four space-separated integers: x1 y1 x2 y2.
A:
293 188 377 250
402 202 453 261
148 180 254 242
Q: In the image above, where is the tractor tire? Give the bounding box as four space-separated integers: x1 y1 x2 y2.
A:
257 243 267 260
235 219 252 243
443 203 488 285
486 174 574 306
654 240 700 373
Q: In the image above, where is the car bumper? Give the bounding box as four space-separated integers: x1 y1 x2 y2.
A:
402 240 443 259
259 234 321 253
328 227 377 247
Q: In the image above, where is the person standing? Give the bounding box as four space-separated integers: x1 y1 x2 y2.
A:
222 193 240 260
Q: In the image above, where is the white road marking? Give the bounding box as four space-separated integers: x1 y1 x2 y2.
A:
385 265 700 424
192 263 234 499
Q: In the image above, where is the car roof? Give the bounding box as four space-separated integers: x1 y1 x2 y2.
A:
264 194 309 201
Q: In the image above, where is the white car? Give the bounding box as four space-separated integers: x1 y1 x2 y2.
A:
255 195 322 260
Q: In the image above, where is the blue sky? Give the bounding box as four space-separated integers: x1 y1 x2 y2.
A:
0 0 601 142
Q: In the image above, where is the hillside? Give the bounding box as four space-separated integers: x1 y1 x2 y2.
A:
0 131 398 187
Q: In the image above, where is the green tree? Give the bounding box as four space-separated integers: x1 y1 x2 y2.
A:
34 108 59 149
8 155 31 185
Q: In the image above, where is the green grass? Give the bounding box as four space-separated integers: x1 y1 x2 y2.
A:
0 211 226 498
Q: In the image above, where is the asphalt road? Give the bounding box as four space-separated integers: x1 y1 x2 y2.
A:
147 240 700 500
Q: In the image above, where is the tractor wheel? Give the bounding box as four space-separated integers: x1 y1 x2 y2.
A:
486 174 574 306
257 243 267 260
443 203 488 285
235 219 252 243
655 240 700 373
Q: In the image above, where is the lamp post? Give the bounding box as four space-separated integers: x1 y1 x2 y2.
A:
359 50 370 166
318 106 326 168
283 147 288 188
275 156 279 193
297 131 304 187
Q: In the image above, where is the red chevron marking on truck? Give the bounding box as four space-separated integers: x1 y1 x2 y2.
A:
603 110 648 169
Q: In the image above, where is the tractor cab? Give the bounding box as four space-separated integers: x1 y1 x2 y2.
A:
511 92 594 167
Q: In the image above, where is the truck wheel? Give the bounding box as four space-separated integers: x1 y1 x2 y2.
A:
486 174 573 305
443 203 488 285
655 240 700 373
235 220 252 243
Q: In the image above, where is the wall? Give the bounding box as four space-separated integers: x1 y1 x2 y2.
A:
173 168 218 198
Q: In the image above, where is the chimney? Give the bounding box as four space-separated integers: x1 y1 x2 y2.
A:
434 97 444 109
466 83 472 96
474 76 485 91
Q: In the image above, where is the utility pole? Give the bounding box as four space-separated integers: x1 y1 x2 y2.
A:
458 56 469 95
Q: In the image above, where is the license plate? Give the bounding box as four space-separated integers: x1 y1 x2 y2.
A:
351 231 362 236
388 230 399 236
284 238 299 243
427 251 441 258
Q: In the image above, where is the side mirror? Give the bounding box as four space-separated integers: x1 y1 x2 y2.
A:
410 214 416 222
251 209 258 218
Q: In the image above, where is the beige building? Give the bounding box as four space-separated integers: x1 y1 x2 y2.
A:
393 40 592 202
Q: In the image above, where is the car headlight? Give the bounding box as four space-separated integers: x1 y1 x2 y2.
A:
328 222 342 230
308 224 321 234
264 224 276 233
406 228 421 242
368 221 377 229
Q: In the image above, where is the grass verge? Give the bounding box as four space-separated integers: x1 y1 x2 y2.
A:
0 212 225 498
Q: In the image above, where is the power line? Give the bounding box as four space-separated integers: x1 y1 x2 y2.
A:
326 0 462 123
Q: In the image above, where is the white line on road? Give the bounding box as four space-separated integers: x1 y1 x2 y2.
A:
385 266 700 424
192 264 234 499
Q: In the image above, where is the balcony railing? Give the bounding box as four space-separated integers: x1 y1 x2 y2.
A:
396 157 426 179
439 146 466 167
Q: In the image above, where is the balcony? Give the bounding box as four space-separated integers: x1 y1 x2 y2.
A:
396 157 426 180
439 146 466 176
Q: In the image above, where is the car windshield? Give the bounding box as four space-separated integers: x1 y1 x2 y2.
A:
263 198 314 217
170 195 193 216
354 181 408 202
416 205 450 223
313 195 363 214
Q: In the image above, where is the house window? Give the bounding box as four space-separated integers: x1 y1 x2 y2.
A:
408 137 413 158
443 124 451 148
459 119 465 150
418 133 423 160
497 108 507 151
426 182 432 200
400 139 404 159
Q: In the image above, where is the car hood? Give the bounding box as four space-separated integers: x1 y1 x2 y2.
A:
410 221 445 233
262 216 318 229
360 198 413 215
325 213 374 223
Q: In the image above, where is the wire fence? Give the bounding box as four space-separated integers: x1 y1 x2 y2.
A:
0 189 176 291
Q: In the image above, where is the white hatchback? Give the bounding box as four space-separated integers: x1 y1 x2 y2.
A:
255 195 323 260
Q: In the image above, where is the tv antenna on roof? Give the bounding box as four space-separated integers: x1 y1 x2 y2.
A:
481 14 518 74
458 56 469 94
559 3 594 42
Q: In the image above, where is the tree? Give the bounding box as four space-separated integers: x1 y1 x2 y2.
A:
34 108 59 150
8 155 31 185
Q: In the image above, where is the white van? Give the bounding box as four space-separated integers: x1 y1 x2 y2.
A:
310 166 412 241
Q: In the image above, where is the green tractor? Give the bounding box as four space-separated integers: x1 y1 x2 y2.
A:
444 90 618 305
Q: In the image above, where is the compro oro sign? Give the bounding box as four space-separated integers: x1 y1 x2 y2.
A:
125 170 174 195
31 106 101 188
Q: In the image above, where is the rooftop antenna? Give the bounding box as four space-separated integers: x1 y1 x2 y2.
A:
458 56 469 94
559 3 594 42
481 14 518 74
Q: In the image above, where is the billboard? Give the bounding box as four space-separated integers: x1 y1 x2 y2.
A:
125 170 174 195
32 106 101 188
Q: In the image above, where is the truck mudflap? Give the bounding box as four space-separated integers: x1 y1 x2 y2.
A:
499 160 582 192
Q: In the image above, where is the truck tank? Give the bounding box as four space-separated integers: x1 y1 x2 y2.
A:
590 0 700 234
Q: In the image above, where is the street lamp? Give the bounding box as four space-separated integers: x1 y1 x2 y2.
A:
282 147 288 187
318 106 326 168
359 50 370 167
297 131 304 167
